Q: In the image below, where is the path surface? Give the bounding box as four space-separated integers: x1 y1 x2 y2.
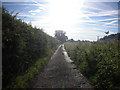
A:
30 45 93 88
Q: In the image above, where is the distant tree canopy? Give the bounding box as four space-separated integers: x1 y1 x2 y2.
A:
55 30 68 43
100 33 120 40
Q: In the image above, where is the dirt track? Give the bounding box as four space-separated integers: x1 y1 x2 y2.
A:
29 45 93 88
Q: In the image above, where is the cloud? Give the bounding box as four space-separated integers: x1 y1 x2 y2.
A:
2 3 40 6
31 0 48 7
82 10 118 17
79 3 119 25
23 1 118 41
2 0 49 2
2 0 120 2
82 5 103 11
76 7 119 31
29 15 117 41
28 6 47 15
17 13 32 17
27 0 48 16
84 0 120 2
105 20 118 25
29 9 42 15
77 8 118 28
85 17 118 26
76 16 118 28
97 18 118 22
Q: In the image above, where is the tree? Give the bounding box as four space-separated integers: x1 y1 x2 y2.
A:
55 30 68 43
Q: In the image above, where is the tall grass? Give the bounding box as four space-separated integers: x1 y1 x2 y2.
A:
65 40 120 89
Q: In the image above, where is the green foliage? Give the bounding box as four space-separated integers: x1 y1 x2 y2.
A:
8 58 47 88
2 7 60 88
55 30 68 43
100 33 120 40
65 40 120 89
61 82 65 88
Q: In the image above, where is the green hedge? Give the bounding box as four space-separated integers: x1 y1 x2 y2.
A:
2 7 60 88
65 40 120 89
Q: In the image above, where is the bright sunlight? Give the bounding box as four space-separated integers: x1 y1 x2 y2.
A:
48 0 84 30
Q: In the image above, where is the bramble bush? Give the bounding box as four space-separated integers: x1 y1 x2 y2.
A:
65 40 120 89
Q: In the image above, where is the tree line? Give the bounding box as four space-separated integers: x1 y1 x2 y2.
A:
2 7 60 88
100 33 120 40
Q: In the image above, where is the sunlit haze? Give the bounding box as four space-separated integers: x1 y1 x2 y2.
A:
48 0 84 28
2 0 119 41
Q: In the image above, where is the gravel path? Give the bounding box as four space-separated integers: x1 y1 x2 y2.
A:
30 45 93 88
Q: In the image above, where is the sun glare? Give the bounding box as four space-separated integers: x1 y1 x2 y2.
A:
48 0 84 31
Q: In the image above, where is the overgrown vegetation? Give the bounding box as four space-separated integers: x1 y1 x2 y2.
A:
2 7 60 88
8 58 47 88
65 39 120 89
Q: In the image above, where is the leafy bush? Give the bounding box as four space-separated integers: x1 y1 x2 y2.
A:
2 7 60 88
65 40 120 89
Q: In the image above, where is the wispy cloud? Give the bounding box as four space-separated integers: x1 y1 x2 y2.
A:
4 1 118 41
2 3 40 6
31 2 119 41
82 10 118 17
31 0 48 7
29 9 43 15
77 5 119 32
17 13 32 17
82 5 104 11
27 0 48 16
97 18 118 22
2 0 120 2
105 20 118 25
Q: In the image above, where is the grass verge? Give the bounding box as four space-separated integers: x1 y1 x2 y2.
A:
7 58 48 88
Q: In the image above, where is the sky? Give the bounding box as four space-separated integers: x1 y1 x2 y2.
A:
2 0 120 41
